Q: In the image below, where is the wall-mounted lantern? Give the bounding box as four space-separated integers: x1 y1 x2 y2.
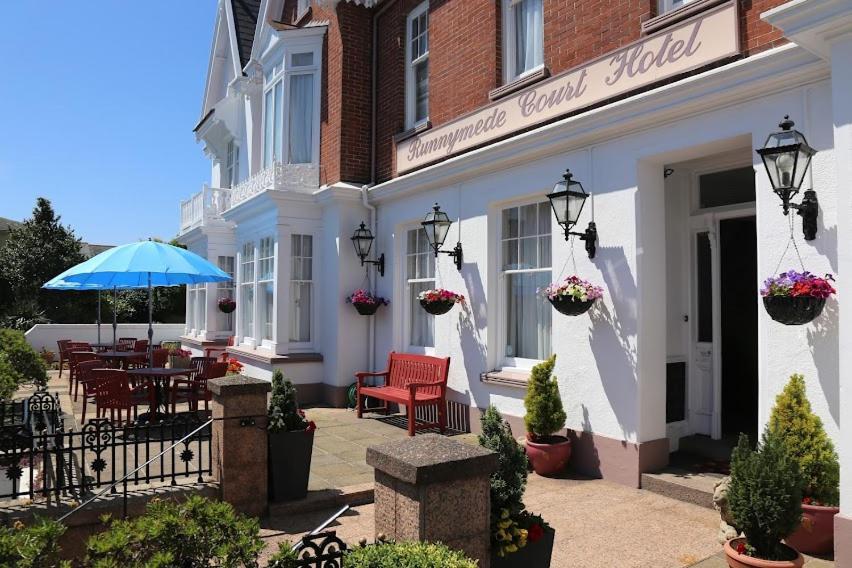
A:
421 203 463 271
756 115 818 240
546 169 598 259
351 222 385 276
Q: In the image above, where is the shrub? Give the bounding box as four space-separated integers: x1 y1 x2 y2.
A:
0 328 48 396
85 495 264 567
523 355 566 440
344 541 477 568
0 353 19 401
267 542 299 568
727 431 802 560
479 405 528 514
768 374 839 506
0 517 68 568
268 370 313 433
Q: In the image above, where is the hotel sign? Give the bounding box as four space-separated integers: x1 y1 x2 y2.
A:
396 2 739 174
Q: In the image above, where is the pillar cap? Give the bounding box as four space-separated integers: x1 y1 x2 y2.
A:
208 375 271 396
367 434 497 485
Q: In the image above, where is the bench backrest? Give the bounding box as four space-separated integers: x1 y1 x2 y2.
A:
386 352 450 397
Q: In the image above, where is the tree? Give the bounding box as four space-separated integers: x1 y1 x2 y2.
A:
0 198 91 324
479 405 528 515
523 355 567 440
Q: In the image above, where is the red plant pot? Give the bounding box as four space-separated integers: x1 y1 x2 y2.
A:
723 538 803 568
525 436 571 477
784 503 838 556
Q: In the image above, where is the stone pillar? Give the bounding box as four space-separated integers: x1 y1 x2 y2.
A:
366 434 497 567
209 376 271 517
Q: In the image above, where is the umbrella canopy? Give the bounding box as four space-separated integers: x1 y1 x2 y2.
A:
49 240 231 287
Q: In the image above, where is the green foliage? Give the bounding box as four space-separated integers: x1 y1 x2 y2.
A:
523 355 566 439
0 329 48 396
0 354 19 401
728 431 802 561
0 302 50 332
268 370 309 433
343 541 477 568
768 374 839 506
0 517 68 568
85 496 264 568
479 405 528 515
266 542 299 568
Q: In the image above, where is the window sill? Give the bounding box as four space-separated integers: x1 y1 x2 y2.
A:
480 369 530 389
642 0 730 35
489 67 550 102
394 120 432 144
227 345 323 364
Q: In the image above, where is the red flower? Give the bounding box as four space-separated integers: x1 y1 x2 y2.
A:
803 496 812 505
528 523 544 543
736 542 746 555
306 420 317 432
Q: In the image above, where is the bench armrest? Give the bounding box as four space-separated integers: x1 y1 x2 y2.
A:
406 382 446 396
356 371 388 388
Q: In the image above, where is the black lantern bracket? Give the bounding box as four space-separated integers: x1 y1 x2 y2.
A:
351 222 385 276
563 222 597 259
434 241 463 271
361 253 385 277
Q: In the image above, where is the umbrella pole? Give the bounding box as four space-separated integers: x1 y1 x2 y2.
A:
148 273 154 368
113 286 117 351
97 290 102 344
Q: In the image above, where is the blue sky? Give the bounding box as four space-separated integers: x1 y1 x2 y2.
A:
0 1 216 245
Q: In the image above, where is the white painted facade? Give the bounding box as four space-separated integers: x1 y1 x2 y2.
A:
179 0 852 516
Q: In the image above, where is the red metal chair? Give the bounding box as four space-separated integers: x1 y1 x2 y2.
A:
92 369 151 425
68 349 97 399
170 361 227 414
127 340 150 369
188 356 217 378
57 339 71 378
76 360 107 423
204 336 235 362
151 348 169 368
116 337 137 352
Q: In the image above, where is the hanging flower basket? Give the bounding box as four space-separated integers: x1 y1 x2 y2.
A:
418 288 465 315
539 276 603 317
217 297 236 314
761 270 835 326
346 289 388 316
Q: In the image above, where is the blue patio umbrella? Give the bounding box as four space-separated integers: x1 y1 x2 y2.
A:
45 240 231 367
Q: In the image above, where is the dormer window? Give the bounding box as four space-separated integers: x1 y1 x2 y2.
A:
502 0 544 83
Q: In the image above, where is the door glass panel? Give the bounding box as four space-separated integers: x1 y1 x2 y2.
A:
698 167 756 209
696 232 713 343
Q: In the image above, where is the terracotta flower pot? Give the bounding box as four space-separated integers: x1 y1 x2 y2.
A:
723 538 803 568
784 503 838 556
525 436 571 477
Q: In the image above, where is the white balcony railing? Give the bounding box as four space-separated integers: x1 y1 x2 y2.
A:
179 185 232 233
230 162 320 208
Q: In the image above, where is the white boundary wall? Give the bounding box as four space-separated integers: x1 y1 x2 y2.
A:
24 324 186 353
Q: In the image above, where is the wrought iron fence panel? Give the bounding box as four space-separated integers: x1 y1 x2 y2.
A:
265 531 348 568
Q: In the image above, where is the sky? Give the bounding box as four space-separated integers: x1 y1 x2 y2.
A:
0 1 217 245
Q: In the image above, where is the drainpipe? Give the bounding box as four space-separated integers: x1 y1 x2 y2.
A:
361 184 377 371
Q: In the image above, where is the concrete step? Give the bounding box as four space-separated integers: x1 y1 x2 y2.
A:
640 466 724 510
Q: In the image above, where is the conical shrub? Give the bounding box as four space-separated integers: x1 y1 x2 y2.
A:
478 405 528 514
523 355 566 440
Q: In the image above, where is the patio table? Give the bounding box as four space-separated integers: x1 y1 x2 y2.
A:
129 367 192 422
89 342 116 352
94 350 147 370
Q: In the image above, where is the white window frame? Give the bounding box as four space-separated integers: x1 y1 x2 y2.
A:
288 233 316 350
502 0 544 84
225 140 239 189
217 255 235 334
296 0 310 19
261 43 322 168
239 241 256 347
497 199 552 370
404 226 436 354
405 1 429 130
658 0 698 14
257 237 275 345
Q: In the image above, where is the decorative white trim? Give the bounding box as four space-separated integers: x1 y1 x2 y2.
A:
762 0 852 60
230 162 320 207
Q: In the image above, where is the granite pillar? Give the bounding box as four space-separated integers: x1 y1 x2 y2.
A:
209 375 271 517
366 434 497 567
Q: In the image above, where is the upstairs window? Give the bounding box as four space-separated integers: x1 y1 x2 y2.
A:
225 140 239 188
503 0 544 83
658 0 698 14
405 2 429 129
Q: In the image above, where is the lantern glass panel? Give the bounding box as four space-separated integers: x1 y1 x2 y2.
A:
547 190 568 226
351 225 374 259
422 207 452 249
566 189 586 226
793 146 814 190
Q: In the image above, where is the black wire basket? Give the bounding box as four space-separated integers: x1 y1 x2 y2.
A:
420 299 456 315
548 296 595 316
353 302 381 316
763 295 827 325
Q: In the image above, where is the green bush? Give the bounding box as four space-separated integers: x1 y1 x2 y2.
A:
85 495 264 567
267 542 299 568
768 374 839 506
0 328 48 397
0 517 68 568
523 355 566 440
479 405 528 515
343 541 477 568
728 431 802 560
268 370 309 433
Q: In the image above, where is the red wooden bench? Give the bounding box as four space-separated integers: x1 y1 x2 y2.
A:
355 352 450 436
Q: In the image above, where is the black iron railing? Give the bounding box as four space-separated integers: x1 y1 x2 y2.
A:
0 390 62 432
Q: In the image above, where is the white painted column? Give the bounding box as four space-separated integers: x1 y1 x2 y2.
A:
274 224 290 355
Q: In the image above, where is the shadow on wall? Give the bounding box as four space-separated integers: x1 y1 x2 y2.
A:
810 210 838 275
456 261 491 412
567 404 603 478
807 298 839 429
588 245 639 443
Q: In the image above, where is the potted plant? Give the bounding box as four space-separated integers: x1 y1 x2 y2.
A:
40 348 55 366
523 356 570 476
226 357 243 376
767 374 839 555
417 288 465 315
760 271 835 325
479 405 554 567
724 431 804 568
346 289 389 316
217 297 236 314
167 347 191 370
539 276 603 316
268 370 316 501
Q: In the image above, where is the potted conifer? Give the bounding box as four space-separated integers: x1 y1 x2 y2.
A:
724 431 804 568
267 370 316 501
523 356 570 477
768 374 839 555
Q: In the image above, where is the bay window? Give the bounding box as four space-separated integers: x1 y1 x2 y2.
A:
225 140 239 188
240 242 255 342
258 237 275 342
405 2 429 129
217 255 235 332
502 0 544 83
500 202 551 365
290 234 313 344
406 228 435 349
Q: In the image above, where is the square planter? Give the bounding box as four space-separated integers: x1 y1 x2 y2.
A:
491 526 554 568
268 428 315 501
